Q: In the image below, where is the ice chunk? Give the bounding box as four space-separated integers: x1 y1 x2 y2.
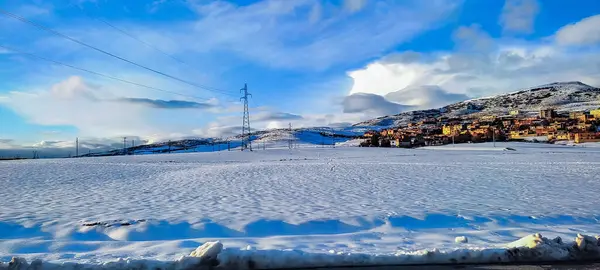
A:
552 236 563 245
455 236 468 243
506 233 544 249
190 241 223 261
575 234 600 252
8 257 28 270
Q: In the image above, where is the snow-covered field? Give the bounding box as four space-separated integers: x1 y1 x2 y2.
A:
1 142 600 268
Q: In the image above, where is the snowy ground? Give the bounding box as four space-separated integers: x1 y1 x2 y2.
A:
1 142 600 268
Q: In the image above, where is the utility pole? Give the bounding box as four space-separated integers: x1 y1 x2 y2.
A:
331 127 336 148
227 138 231 151
240 83 252 151
123 137 127 155
75 137 79 157
289 123 293 150
493 127 496 148
452 132 455 147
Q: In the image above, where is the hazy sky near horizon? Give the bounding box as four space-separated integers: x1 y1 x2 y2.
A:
1 0 600 152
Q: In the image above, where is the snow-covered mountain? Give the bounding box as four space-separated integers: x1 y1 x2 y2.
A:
356 81 600 127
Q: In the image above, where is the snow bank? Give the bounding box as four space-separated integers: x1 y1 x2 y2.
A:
554 141 600 148
335 139 362 147
3 234 600 270
217 233 600 269
0 257 208 270
522 136 549 142
420 145 511 151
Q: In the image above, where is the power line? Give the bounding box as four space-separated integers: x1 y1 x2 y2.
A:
0 8 237 97
94 15 190 68
0 44 215 101
75 3 189 66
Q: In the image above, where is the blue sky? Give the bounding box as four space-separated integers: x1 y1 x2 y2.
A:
1 0 600 153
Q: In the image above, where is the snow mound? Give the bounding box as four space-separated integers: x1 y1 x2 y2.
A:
4 233 600 270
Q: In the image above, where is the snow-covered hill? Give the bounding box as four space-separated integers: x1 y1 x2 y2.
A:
85 128 364 156
356 81 600 127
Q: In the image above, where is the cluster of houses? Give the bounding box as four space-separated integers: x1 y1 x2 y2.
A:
361 108 600 147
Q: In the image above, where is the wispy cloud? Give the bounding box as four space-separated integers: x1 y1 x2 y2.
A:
14 4 53 18
118 97 216 109
193 123 243 138
0 139 14 144
343 0 367 13
180 0 460 70
253 111 304 122
40 130 62 135
148 0 168 13
499 0 539 34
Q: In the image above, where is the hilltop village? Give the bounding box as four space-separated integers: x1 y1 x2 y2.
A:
361 108 600 147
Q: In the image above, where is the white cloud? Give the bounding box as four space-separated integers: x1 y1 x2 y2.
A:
385 85 469 109
342 93 411 116
192 123 242 138
555 14 600 46
192 108 371 138
347 26 600 104
499 0 539 34
0 76 220 140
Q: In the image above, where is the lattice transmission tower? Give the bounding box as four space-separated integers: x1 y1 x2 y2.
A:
240 83 252 151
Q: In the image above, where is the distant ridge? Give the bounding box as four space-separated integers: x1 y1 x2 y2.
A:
355 81 600 127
